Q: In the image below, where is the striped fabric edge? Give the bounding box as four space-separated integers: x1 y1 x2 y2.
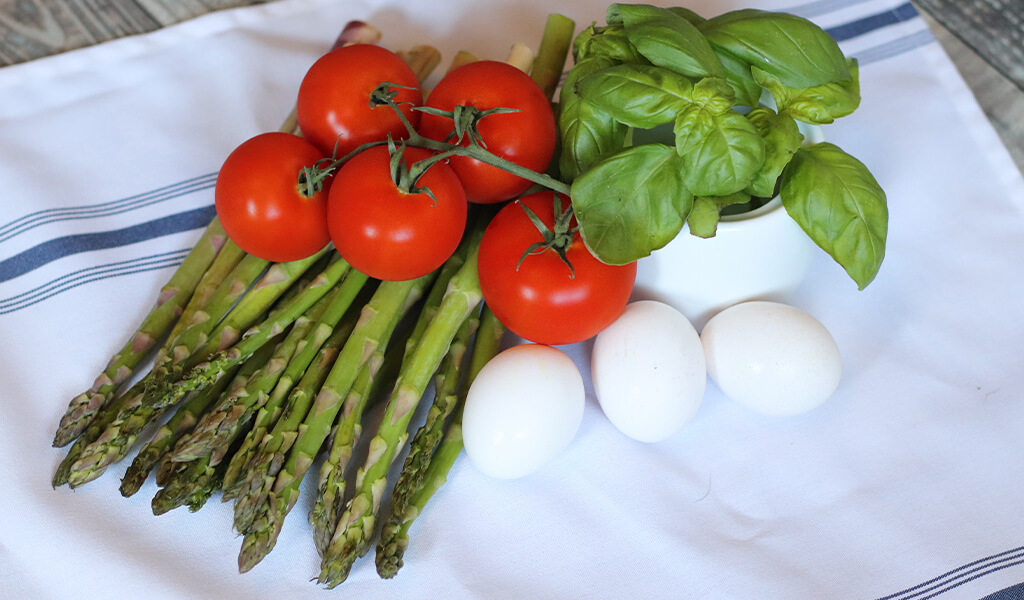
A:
876 547 1024 600
0 0 935 318
0 249 190 315
0 172 217 245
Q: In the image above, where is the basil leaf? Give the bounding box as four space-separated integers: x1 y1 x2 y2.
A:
667 7 706 26
700 9 851 88
752 59 860 125
714 48 763 108
675 107 765 196
687 196 720 238
558 58 629 182
570 144 693 265
687 192 751 238
612 3 726 79
578 63 694 129
780 143 887 289
691 77 735 115
574 24 648 64
745 107 803 197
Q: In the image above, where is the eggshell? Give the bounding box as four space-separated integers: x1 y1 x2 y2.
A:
463 344 585 479
701 301 841 416
591 300 706 442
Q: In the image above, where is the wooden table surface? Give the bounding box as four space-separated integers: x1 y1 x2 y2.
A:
1 0 1022 176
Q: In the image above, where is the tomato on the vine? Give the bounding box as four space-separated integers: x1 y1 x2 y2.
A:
328 145 467 281
215 132 331 262
296 44 422 157
478 191 637 345
418 61 556 205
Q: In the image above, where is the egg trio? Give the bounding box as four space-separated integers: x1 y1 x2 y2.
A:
462 299 843 480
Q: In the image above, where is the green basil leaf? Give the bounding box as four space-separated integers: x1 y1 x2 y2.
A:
570 144 693 265
675 107 765 196
667 7 706 26
612 3 726 79
687 197 721 238
574 24 648 64
572 24 597 63
745 107 803 197
780 142 887 289
687 192 751 238
713 48 762 107
752 59 860 125
700 9 851 88
578 63 694 129
691 77 735 115
558 58 629 182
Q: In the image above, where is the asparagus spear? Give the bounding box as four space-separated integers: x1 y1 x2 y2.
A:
307 291 422 556
380 310 478 536
308 233 475 555
164 240 247 346
376 306 505 577
53 219 230 447
167 292 331 465
318 235 485 588
228 309 368 531
149 336 281 513
235 274 433 573
163 258 366 453
219 285 370 500
143 249 331 410
65 252 327 488
119 364 240 497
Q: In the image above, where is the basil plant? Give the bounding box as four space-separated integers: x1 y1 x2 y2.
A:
559 3 888 289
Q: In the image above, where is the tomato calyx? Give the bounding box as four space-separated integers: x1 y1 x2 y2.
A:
297 157 337 198
415 104 520 149
386 137 452 204
368 81 420 109
517 193 578 279
294 82 572 202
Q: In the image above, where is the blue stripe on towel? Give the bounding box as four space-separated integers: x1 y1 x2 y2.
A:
0 172 217 244
0 205 216 284
876 547 1024 600
825 2 919 42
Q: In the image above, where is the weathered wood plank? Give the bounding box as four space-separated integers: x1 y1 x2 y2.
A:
137 0 266 27
0 0 262 66
919 9 1024 175
914 0 1024 93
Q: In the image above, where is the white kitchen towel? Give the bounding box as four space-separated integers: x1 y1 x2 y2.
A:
2 0 1023 598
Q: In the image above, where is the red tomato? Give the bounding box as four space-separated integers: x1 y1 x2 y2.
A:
296 44 422 157
478 191 637 345
215 132 330 262
418 61 556 204
328 146 467 281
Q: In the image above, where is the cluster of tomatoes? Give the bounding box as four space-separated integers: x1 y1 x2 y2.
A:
214 44 635 346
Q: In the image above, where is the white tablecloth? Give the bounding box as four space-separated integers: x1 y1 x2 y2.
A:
2 0 1023 598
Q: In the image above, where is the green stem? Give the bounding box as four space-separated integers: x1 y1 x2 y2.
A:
235 274 433 573
375 305 505 578
162 257 363 416
53 218 230 447
318 231 485 588
220 281 371 500
119 363 239 497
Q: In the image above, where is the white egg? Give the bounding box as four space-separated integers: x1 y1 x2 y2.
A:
701 301 841 416
591 300 706 443
463 344 585 479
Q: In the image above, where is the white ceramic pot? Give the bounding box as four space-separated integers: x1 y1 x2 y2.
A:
631 123 825 330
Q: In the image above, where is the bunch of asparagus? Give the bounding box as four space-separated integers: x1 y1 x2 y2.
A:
51 14 573 585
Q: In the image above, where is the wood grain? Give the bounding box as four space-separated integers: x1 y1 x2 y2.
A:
914 0 1024 93
0 0 261 65
917 8 1024 174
